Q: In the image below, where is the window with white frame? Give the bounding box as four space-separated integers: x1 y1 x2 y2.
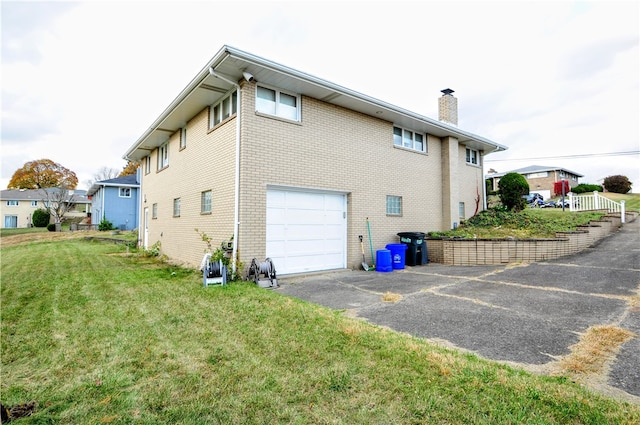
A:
119 187 131 198
210 90 238 128
256 85 300 121
201 190 212 214
386 195 402 216
6 200 18 206
465 148 479 165
173 198 181 217
31 201 38 207
180 127 187 149
393 126 426 152
152 203 158 219
459 202 466 220
526 171 548 179
158 143 169 170
145 156 151 174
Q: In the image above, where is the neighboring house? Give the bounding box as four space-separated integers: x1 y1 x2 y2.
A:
0 188 90 228
486 165 583 200
87 173 140 230
124 45 508 275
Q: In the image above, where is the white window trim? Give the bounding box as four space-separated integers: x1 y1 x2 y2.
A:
255 84 301 122
145 156 151 174
173 198 181 217
158 143 169 170
209 90 238 129
201 190 212 214
180 127 187 149
152 203 158 219
119 187 131 198
466 148 479 165
31 201 38 207
393 126 426 153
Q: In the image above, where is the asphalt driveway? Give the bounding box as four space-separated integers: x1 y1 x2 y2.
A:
278 218 640 403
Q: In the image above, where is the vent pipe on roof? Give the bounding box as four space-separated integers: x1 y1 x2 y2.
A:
438 88 458 126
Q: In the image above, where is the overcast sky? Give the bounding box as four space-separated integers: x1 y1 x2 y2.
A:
2 1 638 192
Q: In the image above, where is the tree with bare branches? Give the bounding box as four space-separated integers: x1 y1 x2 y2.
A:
40 187 77 223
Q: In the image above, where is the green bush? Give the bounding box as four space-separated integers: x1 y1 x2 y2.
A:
47 223 56 232
572 183 603 194
32 208 50 227
498 172 529 212
98 218 114 231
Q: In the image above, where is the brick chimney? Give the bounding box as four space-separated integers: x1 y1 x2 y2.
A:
438 88 458 126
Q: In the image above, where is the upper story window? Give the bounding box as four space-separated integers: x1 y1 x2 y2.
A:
210 90 238 128
152 203 158 219
31 201 38 207
256 85 300 121
465 148 479 165
6 200 18 206
393 126 425 152
526 171 548 179
144 156 151 174
180 127 187 149
119 187 131 198
158 143 169 170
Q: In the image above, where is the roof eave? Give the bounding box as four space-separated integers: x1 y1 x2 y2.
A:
124 45 507 160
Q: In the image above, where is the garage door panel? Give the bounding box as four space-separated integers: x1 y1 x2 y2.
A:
266 189 346 275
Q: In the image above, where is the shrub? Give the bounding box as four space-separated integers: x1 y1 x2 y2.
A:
603 175 632 194
572 183 603 194
498 172 529 212
47 223 56 232
32 208 50 227
98 217 114 231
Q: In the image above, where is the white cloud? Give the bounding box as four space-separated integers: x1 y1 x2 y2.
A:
1 1 638 192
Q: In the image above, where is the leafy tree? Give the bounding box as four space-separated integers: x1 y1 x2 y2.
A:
119 160 140 177
41 187 76 223
603 175 632 194
498 172 529 212
8 159 78 189
32 208 51 227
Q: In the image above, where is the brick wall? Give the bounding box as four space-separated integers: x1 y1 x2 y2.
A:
426 214 628 265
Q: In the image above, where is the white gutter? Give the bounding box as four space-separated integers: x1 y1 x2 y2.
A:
209 67 241 278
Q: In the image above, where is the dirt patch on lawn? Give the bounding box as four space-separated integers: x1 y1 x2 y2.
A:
0 231 102 247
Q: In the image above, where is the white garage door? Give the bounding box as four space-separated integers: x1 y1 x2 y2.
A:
266 189 346 275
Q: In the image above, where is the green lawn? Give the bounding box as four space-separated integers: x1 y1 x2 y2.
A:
2 237 639 424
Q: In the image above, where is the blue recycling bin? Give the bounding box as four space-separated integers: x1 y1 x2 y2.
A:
375 249 392 272
385 243 408 270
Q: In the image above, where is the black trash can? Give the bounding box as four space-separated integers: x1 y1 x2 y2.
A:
397 232 428 266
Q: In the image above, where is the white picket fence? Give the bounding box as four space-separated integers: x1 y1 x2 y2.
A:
568 191 626 223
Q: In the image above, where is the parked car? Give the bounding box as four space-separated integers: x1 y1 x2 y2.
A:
523 193 544 204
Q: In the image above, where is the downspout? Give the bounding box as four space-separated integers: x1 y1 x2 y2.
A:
101 184 106 223
209 67 241 278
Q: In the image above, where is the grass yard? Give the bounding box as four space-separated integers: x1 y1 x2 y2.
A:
2 236 640 424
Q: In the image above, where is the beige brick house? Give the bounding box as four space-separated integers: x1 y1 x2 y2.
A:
486 165 583 200
0 188 90 228
124 46 507 275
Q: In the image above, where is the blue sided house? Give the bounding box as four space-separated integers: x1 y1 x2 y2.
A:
87 173 140 230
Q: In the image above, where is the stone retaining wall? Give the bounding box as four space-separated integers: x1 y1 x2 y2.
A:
426 212 637 266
